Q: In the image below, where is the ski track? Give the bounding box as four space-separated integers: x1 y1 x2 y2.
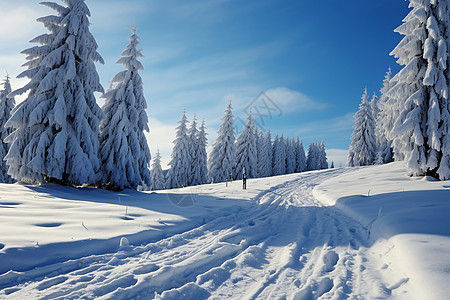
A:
0 170 393 299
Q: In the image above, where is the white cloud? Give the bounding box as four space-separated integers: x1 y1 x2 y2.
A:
264 87 326 112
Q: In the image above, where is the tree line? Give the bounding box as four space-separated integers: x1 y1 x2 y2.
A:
151 102 329 190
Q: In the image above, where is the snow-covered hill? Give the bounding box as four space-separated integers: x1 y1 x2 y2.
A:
0 162 449 299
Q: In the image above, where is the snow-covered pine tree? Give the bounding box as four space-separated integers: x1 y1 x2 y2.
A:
318 141 328 169
197 120 208 184
187 115 199 186
166 111 190 188
256 129 263 178
348 89 377 167
375 67 396 164
150 148 165 191
272 133 287 175
258 130 272 178
5 0 104 185
294 137 306 173
286 137 296 174
99 27 151 190
0 76 15 183
331 161 335 168
235 111 258 179
126 27 152 187
208 101 236 183
306 142 319 171
190 118 208 185
389 0 450 179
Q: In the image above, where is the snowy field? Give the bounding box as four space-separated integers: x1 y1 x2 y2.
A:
0 162 449 299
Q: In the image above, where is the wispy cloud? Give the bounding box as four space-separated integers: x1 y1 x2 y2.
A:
264 87 327 112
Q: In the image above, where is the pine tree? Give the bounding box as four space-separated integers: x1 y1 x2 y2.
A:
331 161 335 168
190 117 208 186
375 67 396 164
286 137 296 174
318 141 328 169
150 149 165 191
196 120 209 184
5 0 104 185
129 28 152 188
99 28 150 190
208 101 236 183
389 0 450 179
272 133 287 175
0 76 15 183
187 115 199 186
294 137 306 173
306 142 319 171
235 111 258 179
258 130 272 178
166 111 190 188
348 89 377 167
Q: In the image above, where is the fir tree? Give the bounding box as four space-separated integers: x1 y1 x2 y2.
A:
258 130 272 178
5 0 104 185
294 137 306 173
190 118 208 185
99 28 150 190
375 67 396 164
208 101 236 182
318 141 328 169
196 120 209 184
306 142 320 171
187 115 199 186
166 110 190 188
0 76 15 183
150 149 165 191
272 134 287 175
286 137 296 174
389 0 450 179
235 111 258 179
348 89 377 167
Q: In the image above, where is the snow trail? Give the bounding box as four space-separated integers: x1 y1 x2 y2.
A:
1 169 392 299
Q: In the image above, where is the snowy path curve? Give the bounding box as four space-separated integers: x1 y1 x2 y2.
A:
1 170 393 299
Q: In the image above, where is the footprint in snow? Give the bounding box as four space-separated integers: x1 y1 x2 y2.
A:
322 251 339 273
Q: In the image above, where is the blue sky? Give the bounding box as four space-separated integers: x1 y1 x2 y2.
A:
0 0 410 168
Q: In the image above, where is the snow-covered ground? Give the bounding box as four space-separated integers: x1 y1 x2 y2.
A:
0 162 449 299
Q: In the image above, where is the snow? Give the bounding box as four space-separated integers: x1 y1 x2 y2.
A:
0 162 449 299
314 162 450 299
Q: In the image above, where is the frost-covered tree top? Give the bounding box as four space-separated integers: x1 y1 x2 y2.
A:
208 101 236 183
0 75 15 183
150 149 165 191
166 110 191 188
99 28 150 190
5 0 104 185
348 89 377 167
389 0 450 179
235 111 258 179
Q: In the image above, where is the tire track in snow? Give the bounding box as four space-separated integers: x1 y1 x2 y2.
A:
0 169 391 299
